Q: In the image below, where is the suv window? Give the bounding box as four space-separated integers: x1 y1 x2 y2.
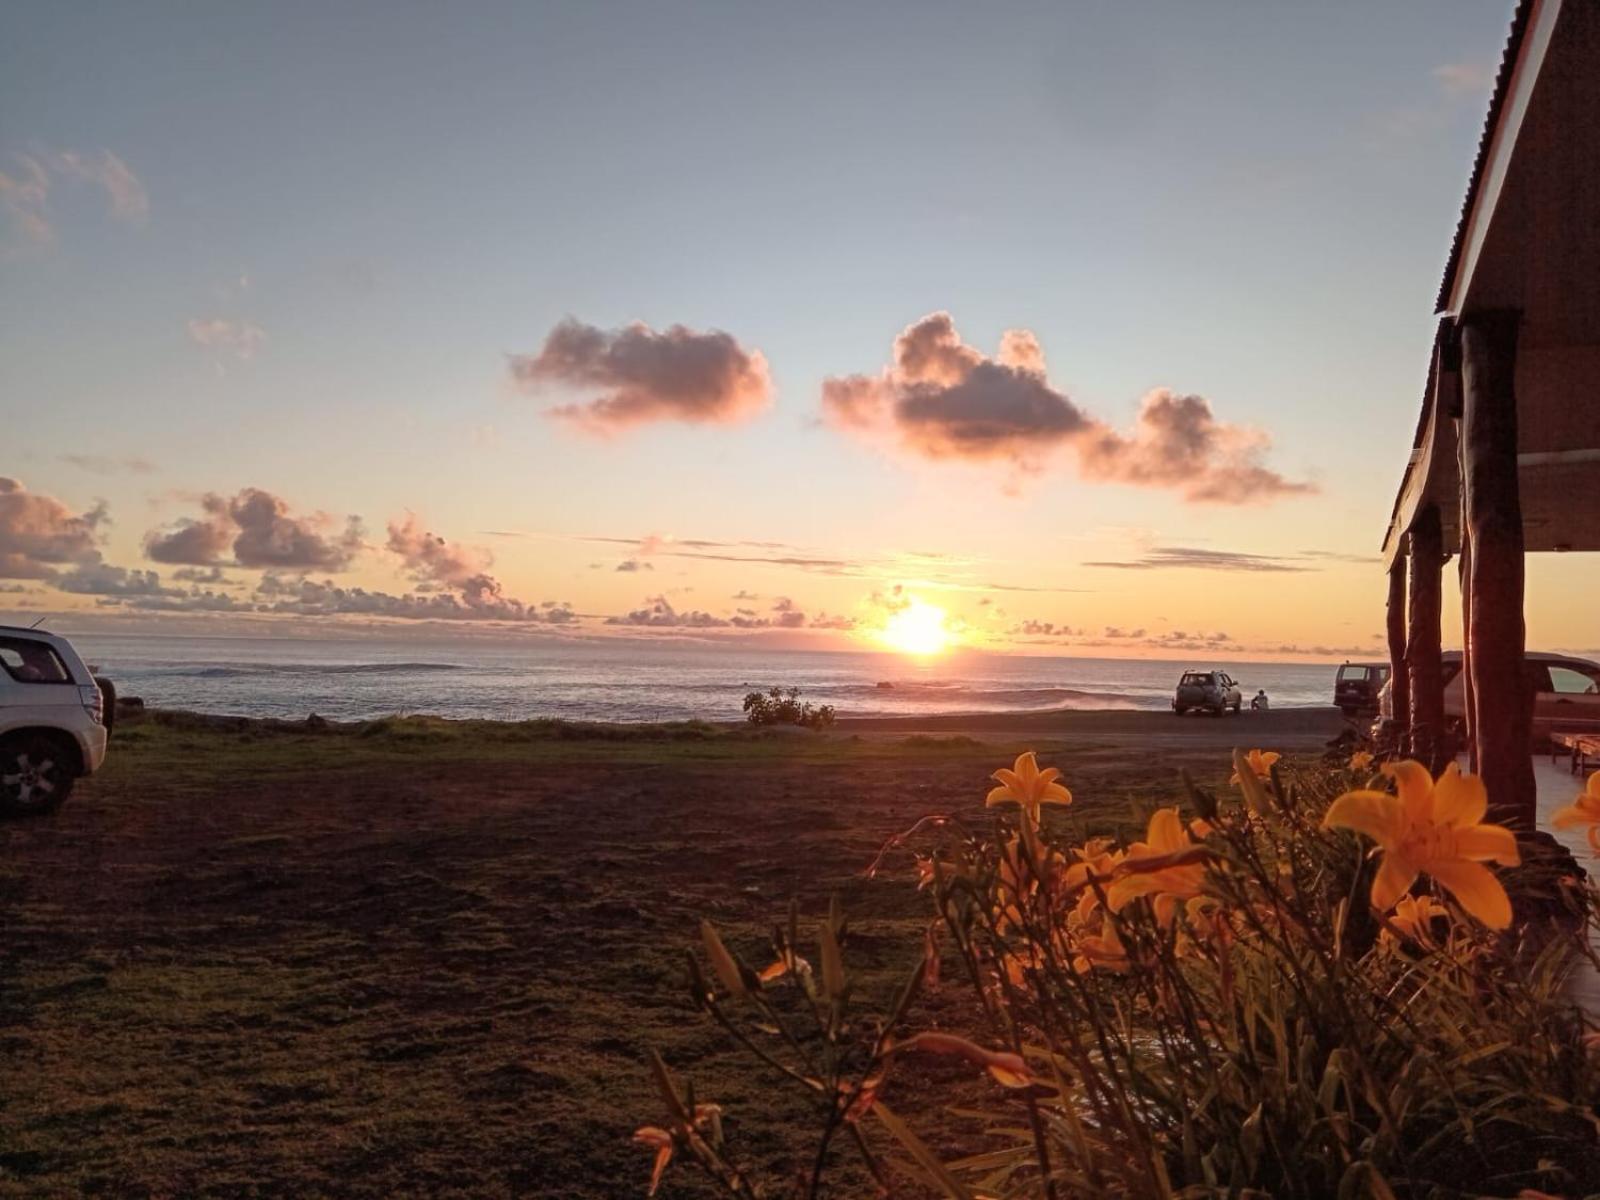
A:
1338 665 1372 682
0 637 71 684
1181 673 1214 686
1548 665 1600 695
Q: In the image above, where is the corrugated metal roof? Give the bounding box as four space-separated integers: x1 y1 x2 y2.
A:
1434 0 1536 313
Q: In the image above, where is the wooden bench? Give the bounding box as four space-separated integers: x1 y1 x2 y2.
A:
1550 731 1600 774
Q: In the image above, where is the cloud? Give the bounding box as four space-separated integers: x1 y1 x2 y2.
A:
605 595 731 628
1083 546 1313 573
615 559 654 572
171 565 236 585
822 313 1090 466
0 148 146 246
510 318 772 432
1299 549 1381 565
823 313 1311 502
1432 62 1494 98
384 513 538 617
53 562 176 598
1009 620 1081 637
187 318 266 362
255 573 576 624
581 532 865 575
1076 390 1314 502
59 454 158 476
0 478 106 579
144 488 364 571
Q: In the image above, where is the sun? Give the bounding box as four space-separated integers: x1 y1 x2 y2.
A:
879 599 953 656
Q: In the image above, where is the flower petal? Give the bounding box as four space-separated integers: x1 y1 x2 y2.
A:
1041 782 1073 806
1551 802 1593 830
1428 859 1513 930
1431 763 1488 827
1370 853 1418 912
1323 790 1404 848
986 785 1017 808
1146 807 1185 852
1382 760 1435 826
1453 823 1520 866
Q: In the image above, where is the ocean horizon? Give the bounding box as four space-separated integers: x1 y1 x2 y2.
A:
69 631 1352 723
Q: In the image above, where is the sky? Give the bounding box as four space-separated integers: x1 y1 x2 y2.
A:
4 0 1587 661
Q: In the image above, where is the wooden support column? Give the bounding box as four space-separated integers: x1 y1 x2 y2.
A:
1406 504 1446 769
1458 528 1476 770
1386 554 1409 744
1460 311 1535 829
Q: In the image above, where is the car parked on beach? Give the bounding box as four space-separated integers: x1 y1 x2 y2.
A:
0 626 113 816
1376 651 1600 741
1172 670 1242 716
1334 661 1390 716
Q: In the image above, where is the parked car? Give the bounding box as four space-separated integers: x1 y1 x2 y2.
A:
1376 651 1600 741
1173 669 1242 716
1334 661 1390 716
0 626 112 816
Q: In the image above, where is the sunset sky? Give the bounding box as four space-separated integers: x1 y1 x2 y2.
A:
4 1 1589 660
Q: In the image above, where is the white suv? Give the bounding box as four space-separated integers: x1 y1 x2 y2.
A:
0 626 111 816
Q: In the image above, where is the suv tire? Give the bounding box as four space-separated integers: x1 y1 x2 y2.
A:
0 734 76 818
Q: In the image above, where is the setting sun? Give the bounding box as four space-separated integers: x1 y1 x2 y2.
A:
878 599 953 656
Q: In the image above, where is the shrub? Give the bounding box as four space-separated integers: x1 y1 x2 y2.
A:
742 686 836 730
636 749 1600 1198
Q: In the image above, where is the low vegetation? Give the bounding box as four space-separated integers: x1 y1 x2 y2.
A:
741 688 837 731
642 749 1600 1198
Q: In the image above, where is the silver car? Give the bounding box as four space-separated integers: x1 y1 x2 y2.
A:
1173 670 1242 716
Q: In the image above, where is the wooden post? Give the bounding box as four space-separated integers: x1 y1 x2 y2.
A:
1458 526 1476 771
1406 504 1445 769
1386 555 1409 744
1460 311 1535 829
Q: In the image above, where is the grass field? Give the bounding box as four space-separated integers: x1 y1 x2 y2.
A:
0 709 1341 1197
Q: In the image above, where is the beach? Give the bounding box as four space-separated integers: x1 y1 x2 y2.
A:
0 704 1345 1197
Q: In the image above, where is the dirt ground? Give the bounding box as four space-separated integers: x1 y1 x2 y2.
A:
0 708 1344 1198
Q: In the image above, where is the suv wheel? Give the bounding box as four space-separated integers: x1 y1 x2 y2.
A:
0 735 75 817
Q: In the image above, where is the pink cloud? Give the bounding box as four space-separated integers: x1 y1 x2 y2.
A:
510 318 772 432
823 312 1312 502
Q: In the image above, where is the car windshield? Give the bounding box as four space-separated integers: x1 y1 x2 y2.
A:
1180 673 1214 686
1338 665 1372 682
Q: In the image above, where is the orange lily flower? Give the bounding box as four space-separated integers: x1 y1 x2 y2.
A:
1230 748 1280 784
1323 760 1520 929
632 1126 674 1196
1551 771 1600 855
986 751 1072 820
1071 911 1130 973
1350 750 1375 772
1382 892 1449 948
1107 807 1210 926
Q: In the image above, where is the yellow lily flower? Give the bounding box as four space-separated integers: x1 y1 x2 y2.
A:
1107 807 1210 926
1071 912 1130 973
1230 748 1280 784
1350 750 1375 772
1551 771 1600 855
1382 892 1449 948
986 750 1072 819
1323 760 1520 929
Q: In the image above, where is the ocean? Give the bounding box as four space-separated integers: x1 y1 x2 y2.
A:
67 633 1346 723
